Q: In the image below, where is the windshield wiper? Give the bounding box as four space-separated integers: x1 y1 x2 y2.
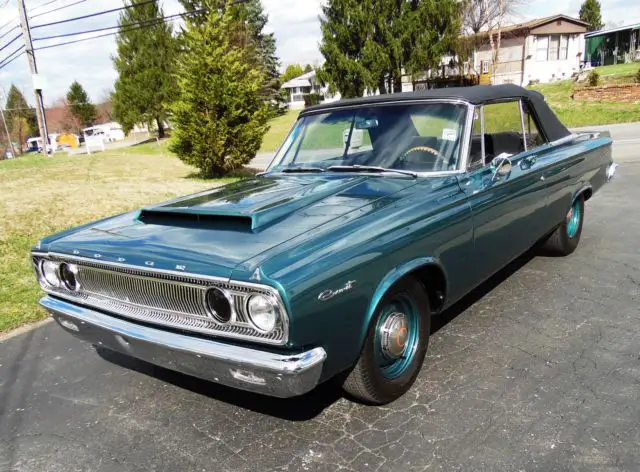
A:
280 167 326 173
327 165 417 178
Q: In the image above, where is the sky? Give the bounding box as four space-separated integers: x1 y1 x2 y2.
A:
0 0 638 107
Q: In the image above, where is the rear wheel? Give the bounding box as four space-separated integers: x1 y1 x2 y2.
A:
542 195 584 256
342 276 430 404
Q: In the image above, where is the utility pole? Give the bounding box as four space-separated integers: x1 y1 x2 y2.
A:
17 0 49 154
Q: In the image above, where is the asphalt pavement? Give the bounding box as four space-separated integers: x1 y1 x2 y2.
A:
1 124 639 471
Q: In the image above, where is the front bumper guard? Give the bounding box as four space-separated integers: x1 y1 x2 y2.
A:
40 296 326 398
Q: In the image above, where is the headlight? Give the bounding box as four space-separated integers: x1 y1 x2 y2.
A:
246 294 278 333
60 263 79 291
204 287 232 324
40 260 61 287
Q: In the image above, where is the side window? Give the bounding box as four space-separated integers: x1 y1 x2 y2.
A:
482 101 525 161
522 102 547 150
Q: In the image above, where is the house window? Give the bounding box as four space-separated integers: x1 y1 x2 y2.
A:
536 36 549 61
536 35 569 61
481 60 490 74
560 35 569 60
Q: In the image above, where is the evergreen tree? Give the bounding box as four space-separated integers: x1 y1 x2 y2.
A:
169 5 270 178
304 64 313 73
579 0 603 32
179 0 283 113
319 0 372 98
4 85 37 154
319 0 461 96
66 81 97 128
112 0 176 138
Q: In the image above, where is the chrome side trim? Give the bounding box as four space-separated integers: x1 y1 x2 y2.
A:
41 296 326 398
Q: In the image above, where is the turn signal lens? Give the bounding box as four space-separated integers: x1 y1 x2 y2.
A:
246 294 278 333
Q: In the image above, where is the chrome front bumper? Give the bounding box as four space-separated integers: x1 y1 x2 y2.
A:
40 296 327 398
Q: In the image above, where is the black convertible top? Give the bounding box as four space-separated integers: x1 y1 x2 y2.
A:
303 84 570 142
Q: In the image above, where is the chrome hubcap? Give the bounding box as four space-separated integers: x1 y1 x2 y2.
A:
379 312 409 360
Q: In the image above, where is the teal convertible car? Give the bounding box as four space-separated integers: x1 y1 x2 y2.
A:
33 85 616 404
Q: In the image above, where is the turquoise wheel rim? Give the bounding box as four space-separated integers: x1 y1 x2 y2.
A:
373 293 421 380
566 200 581 238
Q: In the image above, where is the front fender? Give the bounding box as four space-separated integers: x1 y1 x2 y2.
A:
361 257 447 344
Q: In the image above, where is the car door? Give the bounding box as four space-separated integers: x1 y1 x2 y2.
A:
457 100 548 287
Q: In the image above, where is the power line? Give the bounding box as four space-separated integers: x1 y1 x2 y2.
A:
33 9 205 42
31 0 156 29
28 0 65 14
0 44 25 69
0 32 21 53
33 13 189 51
0 18 19 35
0 49 24 70
0 24 19 41
29 0 89 19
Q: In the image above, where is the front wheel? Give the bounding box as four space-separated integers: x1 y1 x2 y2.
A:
342 276 430 404
542 195 584 256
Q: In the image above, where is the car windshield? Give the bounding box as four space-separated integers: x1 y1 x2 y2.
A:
268 103 468 174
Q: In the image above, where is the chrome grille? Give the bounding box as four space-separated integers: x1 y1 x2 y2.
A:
33 254 287 345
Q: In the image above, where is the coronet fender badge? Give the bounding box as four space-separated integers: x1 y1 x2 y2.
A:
117 257 126 262
318 280 356 301
145 261 154 267
176 264 186 271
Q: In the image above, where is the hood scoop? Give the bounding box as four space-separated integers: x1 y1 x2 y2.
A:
137 208 254 231
137 177 368 231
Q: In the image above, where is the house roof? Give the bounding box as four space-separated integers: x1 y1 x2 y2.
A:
585 22 640 38
281 70 315 89
302 84 571 142
472 14 589 39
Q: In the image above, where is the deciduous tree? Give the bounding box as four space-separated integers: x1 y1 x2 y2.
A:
112 0 176 138
169 4 270 178
280 64 305 83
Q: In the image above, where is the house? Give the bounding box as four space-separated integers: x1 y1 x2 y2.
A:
585 23 640 66
471 14 588 86
280 70 340 109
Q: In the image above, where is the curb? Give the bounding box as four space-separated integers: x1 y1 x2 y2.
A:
0 317 53 343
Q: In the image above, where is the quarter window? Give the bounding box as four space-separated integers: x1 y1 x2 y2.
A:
522 102 548 150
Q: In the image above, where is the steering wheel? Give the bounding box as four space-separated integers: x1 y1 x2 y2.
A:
398 146 447 171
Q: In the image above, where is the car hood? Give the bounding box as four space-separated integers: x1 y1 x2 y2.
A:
44 175 418 279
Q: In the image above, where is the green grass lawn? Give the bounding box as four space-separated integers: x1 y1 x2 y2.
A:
258 109 299 153
0 149 234 334
595 63 640 77
530 80 640 127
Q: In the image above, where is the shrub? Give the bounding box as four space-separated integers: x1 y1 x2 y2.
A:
303 93 324 107
588 70 600 87
169 10 270 178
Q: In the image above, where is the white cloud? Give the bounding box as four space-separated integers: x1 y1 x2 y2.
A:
1 0 639 108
